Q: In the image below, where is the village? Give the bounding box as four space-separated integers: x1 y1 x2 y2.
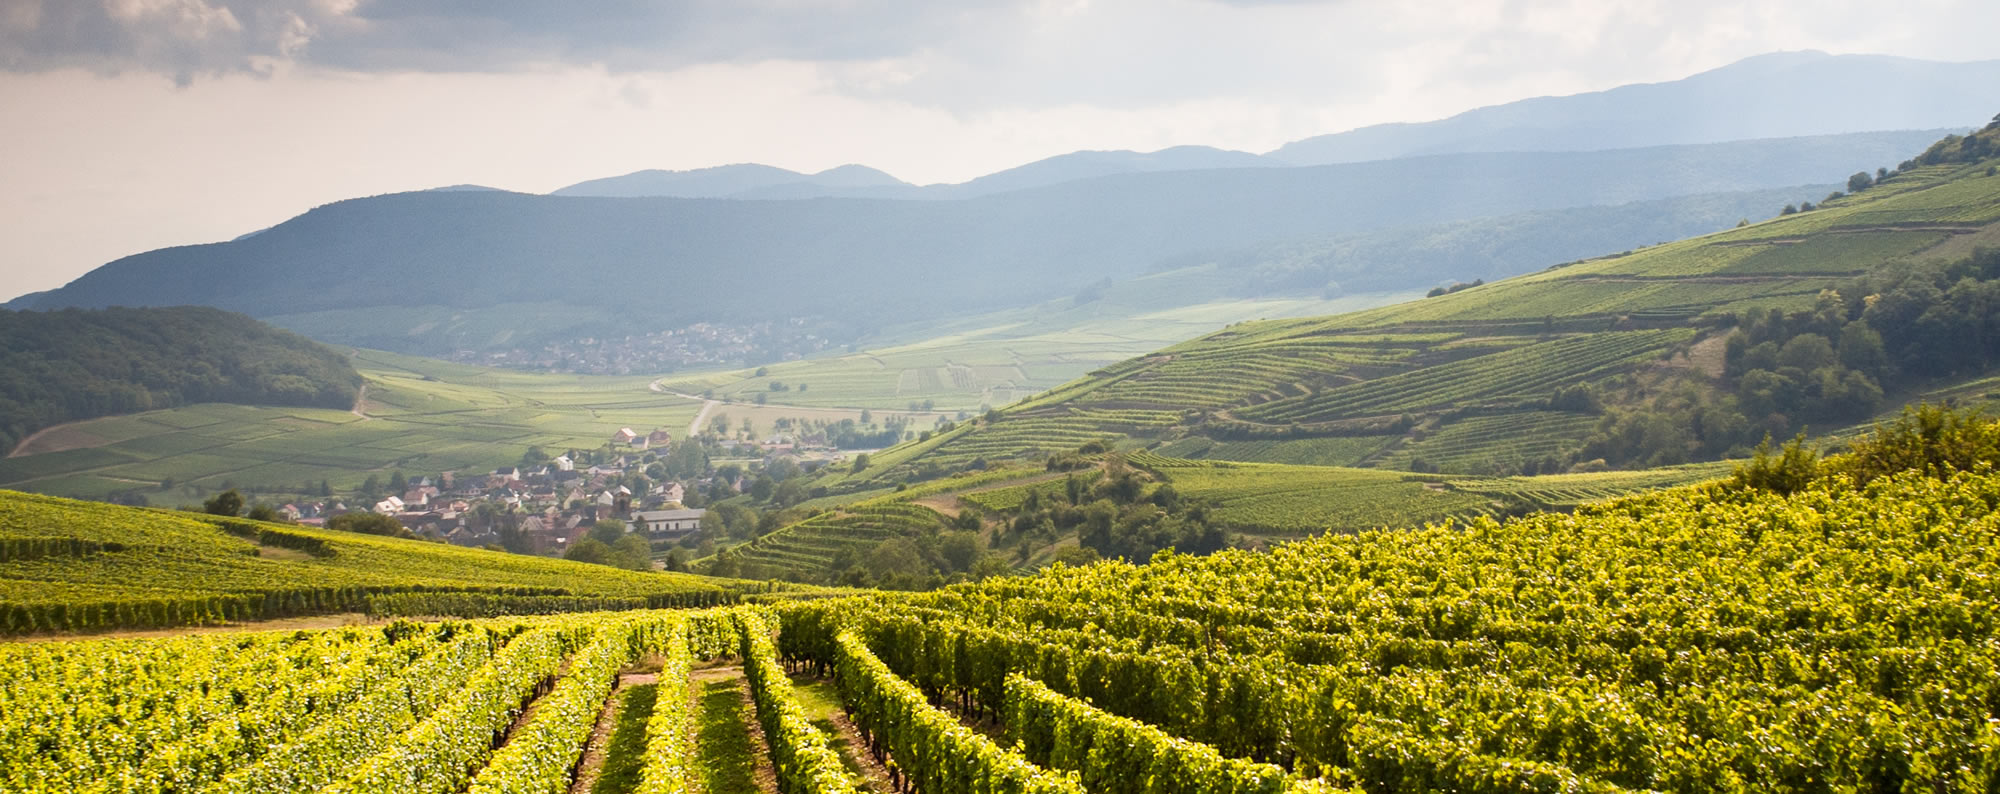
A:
270 424 824 561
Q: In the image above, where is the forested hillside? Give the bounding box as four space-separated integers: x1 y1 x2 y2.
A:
818 122 2000 486
0 307 361 455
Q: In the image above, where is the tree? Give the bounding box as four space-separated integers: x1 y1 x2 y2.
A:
612 534 653 571
360 474 381 498
773 478 807 508
247 503 280 522
1776 334 1836 371
589 519 627 545
388 471 407 493
564 538 613 565
1847 171 1875 193
859 409 873 425
852 453 870 473
203 489 244 517
329 511 406 536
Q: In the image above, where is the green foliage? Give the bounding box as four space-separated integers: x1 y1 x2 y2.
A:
1006 673 1297 794
833 630 1084 793
327 511 408 536
1728 434 1818 494
201 488 244 517
779 457 2000 791
0 489 760 635
738 612 862 794
0 306 361 455
1830 402 2000 486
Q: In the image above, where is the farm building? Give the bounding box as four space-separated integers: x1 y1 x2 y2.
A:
634 508 704 539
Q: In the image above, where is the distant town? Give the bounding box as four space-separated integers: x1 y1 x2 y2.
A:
445 318 846 375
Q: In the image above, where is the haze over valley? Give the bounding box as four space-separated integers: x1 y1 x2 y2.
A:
9 5 2000 792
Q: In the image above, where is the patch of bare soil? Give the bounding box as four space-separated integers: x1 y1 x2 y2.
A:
7 421 112 457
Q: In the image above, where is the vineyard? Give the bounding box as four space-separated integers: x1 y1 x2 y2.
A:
14 456 2000 792
834 155 2000 480
0 489 769 635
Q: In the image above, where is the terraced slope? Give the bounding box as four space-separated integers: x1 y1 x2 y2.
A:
828 146 2000 484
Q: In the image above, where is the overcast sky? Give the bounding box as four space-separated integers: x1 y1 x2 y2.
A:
3 0 1998 301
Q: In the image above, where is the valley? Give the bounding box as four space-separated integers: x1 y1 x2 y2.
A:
5 35 2000 794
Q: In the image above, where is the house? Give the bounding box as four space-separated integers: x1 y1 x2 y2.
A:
551 454 575 472
634 508 705 539
647 428 673 447
612 428 639 445
372 495 405 515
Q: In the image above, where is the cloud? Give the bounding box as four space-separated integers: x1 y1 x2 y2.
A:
0 0 1995 114
0 1 1021 80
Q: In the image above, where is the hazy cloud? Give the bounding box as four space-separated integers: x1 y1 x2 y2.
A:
6 0 1996 113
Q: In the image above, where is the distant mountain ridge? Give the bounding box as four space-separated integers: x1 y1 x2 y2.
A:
11 131 1945 355
549 52 1999 202
550 145 1278 200
1270 51 2000 165
552 163 909 199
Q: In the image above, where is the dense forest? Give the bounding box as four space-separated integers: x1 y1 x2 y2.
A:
0 306 362 454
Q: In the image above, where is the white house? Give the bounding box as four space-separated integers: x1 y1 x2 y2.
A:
634 508 705 538
551 454 575 472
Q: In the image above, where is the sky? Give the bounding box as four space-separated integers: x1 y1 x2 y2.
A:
2 0 1999 302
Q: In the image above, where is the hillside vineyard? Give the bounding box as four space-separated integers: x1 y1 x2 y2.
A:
5 461 1998 792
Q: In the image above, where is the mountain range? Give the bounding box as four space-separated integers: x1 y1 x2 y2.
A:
9 51 1997 362
551 51 1999 201
7 132 1934 341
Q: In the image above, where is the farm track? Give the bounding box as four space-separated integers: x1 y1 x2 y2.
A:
566 670 659 794
6 419 104 458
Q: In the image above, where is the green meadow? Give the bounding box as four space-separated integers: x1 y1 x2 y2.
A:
0 350 702 501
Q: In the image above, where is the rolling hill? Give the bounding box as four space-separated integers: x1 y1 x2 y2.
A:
0 488 765 635
817 125 2000 487
12 132 1942 359
0 306 361 456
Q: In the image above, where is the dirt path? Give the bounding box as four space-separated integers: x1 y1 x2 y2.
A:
651 384 721 439
567 671 660 794
8 420 88 458
687 666 778 794
350 383 374 421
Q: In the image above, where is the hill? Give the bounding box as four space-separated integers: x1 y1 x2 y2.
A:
0 348 722 503
1272 51 2000 164
0 306 361 457
818 124 2000 486
10 420 1997 794
11 131 1942 359
551 162 909 198
0 488 764 635
779 426 2000 792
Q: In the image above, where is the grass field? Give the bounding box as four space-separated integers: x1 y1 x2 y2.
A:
657 277 1420 413
0 349 705 501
